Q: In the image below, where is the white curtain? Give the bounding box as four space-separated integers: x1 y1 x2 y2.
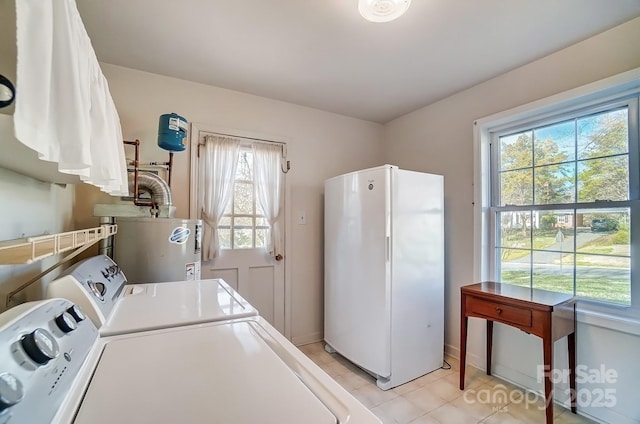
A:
253 143 284 258
14 0 128 195
201 135 241 261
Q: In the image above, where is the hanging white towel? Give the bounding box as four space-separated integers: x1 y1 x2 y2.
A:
14 0 128 196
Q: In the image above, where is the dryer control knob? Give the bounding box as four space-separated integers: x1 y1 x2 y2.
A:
55 312 78 333
0 372 24 412
21 328 59 365
67 304 86 322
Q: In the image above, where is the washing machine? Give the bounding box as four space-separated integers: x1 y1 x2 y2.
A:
46 255 257 336
0 299 382 423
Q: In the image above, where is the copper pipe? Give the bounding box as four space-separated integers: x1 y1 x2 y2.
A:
168 152 174 187
123 140 154 207
123 139 173 212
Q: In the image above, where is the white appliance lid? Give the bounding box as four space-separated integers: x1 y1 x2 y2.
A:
100 279 258 336
74 320 337 424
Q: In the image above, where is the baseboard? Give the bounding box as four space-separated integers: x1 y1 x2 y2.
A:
445 342 485 371
292 331 323 347
447 343 621 424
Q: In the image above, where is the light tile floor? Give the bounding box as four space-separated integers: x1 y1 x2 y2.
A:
298 342 598 424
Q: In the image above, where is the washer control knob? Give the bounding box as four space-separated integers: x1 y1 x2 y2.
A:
21 328 59 365
0 373 24 412
108 265 119 276
87 280 105 302
55 312 78 333
67 304 86 322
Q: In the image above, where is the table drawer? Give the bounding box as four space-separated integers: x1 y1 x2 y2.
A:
467 297 532 327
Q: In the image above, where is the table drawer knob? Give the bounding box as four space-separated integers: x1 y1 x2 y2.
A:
495 307 502 314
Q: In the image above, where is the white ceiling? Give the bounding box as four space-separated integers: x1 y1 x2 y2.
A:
4 1 640 123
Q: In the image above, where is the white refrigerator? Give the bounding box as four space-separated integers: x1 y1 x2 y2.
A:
324 164 444 390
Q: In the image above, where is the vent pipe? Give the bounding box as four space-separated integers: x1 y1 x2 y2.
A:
128 171 172 206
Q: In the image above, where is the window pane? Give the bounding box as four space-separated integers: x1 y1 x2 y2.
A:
533 210 574 253
219 231 231 249
577 108 628 160
581 209 628 241
233 229 252 248
579 210 629 255
499 211 531 249
500 131 532 171
576 208 629 304
534 163 575 204
576 254 630 305
577 156 629 202
234 182 254 214
218 217 231 249
498 248 530 287
236 151 253 180
532 251 574 295
534 121 575 166
233 217 253 249
255 228 267 248
500 169 533 206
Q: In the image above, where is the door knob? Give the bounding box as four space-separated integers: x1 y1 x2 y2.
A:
275 254 283 261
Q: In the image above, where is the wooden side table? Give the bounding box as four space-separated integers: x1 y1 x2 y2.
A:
459 282 576 424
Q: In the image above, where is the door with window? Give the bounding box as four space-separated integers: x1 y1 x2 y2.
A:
190 125 286 334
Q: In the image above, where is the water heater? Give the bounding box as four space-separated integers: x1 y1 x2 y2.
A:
113 217 202 283
157 112 188 152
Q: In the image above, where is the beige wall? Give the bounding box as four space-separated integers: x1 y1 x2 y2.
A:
384 17 640 424
79 64 385 343
0 167 75 310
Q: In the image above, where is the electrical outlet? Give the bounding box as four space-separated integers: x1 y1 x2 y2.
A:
297 211 306 225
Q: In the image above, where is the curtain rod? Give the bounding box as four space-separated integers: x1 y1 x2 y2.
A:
201 132 286 146
199 132 290 172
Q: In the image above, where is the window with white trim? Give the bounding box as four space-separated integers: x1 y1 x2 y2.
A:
487 95 639 307
218 146 269 249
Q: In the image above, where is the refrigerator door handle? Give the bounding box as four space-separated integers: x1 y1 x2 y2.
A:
386 236 390 262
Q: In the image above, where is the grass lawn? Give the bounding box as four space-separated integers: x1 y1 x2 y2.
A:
499 229 630 304
501 235 557 261
502 271 630 305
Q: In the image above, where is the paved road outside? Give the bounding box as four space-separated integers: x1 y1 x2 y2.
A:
503 230 629 279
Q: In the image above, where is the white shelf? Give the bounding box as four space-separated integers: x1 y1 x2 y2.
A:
0 224 117 265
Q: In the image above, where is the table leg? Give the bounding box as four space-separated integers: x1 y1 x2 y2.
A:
460 315 468 390
543 331 554 424
568 332 576 413
486 320 493 376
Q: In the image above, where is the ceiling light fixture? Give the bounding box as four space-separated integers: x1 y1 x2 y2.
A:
358 0 411 23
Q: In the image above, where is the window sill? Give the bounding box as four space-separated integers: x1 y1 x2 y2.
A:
576 305 640 337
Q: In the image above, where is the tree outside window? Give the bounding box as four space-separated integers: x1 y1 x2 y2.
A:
218 148 269 249
494 106 632 305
